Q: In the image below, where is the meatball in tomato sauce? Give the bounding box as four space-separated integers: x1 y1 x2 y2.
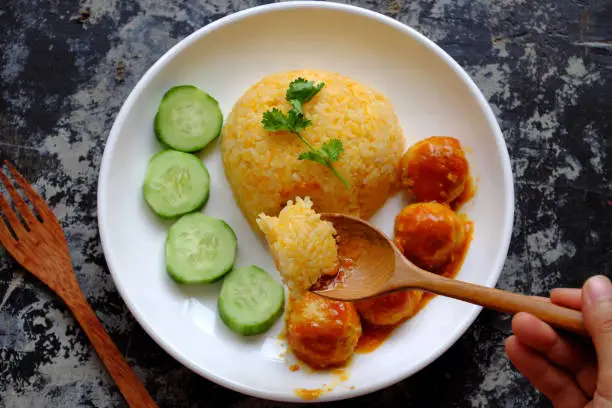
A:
286 292 361 369
356 290 424 326
394 202 466 270
398 136 469 203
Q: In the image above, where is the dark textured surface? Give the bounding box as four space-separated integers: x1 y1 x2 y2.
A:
1 0 611 407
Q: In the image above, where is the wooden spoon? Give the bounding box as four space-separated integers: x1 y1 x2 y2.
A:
312 213 587 336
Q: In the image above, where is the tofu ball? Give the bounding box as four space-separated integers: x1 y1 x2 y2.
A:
398 136 469 203
356 290 424 326
394 202 466 270
286 292 362 369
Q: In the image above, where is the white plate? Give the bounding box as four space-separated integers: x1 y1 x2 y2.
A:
98 2 514 403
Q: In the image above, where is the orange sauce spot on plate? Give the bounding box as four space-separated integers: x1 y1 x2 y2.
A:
295 388 325 401
355 322 397 354
293 367 351 401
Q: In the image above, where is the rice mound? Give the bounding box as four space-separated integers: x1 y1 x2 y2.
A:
256 197 338 296
221 69 405 228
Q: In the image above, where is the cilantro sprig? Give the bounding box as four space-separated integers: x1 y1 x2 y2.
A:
261 78 349 188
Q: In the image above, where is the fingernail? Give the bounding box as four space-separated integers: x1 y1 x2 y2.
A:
585 275 612 304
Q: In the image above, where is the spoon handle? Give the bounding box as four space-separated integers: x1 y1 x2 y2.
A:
414 273 587 335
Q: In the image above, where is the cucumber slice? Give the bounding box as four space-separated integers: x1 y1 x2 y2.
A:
143 150 210 219
218 265 285 336
154 85 223 152
165 213 237 284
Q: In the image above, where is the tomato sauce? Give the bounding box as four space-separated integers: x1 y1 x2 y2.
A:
355 322 397 353
295 388 325 400
451 175 476 211
293 368 350 400
355 220 474 354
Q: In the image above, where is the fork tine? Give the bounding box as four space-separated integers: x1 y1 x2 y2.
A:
0 192 26 239
0 212 16 248
4 161 56 223
0 168 38 228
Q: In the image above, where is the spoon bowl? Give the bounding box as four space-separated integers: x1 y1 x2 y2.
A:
313 213 588 336
316 213 397 300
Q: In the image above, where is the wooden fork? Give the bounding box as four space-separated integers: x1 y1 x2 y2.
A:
0 161 157 408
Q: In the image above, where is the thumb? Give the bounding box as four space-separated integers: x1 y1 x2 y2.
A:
583 275 612 402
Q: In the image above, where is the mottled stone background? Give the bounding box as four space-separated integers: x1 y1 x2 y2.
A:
0 0 610 407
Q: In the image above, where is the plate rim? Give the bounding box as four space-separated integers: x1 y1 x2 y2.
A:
97 1 515 402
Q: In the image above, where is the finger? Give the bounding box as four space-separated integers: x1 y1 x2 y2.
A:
583 275 612 403
505 336 590 408
551 288 583 310
512 312 597 396
512 313 592 372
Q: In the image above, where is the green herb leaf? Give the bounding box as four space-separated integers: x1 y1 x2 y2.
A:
286 78 325 105
262 77 348 188
299 139 349 188
298 151 327 166
319 138 344 162
262 108 311 133
286 110 312 133
262 108 291 132
289 99 304 115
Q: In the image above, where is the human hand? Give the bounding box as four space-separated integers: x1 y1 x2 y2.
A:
505 275 612 407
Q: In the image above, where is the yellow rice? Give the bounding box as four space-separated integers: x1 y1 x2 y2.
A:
221 70 405 229
256 197 338 296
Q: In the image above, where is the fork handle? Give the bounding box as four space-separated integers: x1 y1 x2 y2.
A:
65 290 157 407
